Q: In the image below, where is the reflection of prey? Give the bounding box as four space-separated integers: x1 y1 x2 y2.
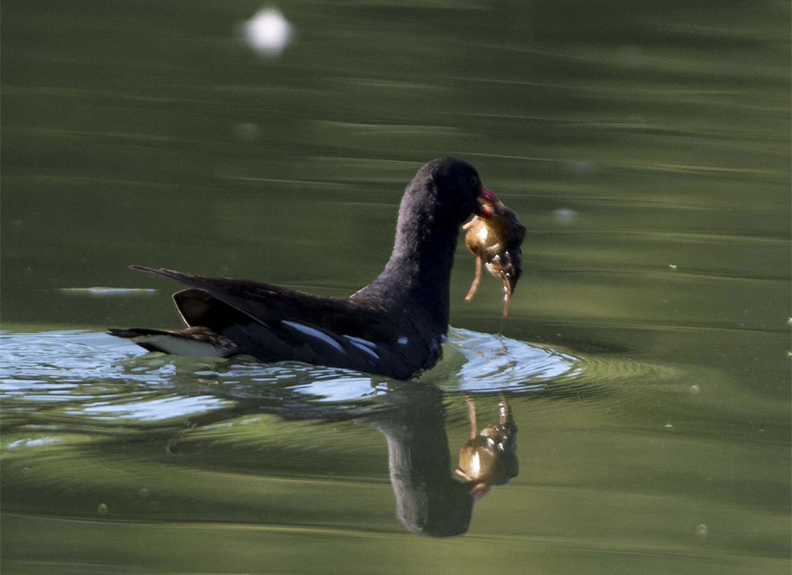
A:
364 387 518 537
456 393 518 502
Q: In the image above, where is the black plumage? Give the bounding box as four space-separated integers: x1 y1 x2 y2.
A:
109 157 499 380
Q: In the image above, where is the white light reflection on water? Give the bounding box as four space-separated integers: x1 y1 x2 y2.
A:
58 288 158 296
291 377 386 402
6 437 63 450
71 395 233 422
241 8 293 57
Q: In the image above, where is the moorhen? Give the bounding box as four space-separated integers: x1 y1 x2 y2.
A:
109 157 500 380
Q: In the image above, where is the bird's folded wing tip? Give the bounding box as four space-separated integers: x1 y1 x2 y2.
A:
129 265 184 276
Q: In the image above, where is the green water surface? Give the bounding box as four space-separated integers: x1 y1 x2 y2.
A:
2 0 790 573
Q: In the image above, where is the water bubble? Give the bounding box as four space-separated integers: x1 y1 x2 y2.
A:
619 44 643 68
565 160 595 177
235 122 260 142
97 503 108 515
553 208 578 223
689 384 700 395
242 8 293 57
138 488 151 498
668 264 678 271
664 423 674 430
695 523 708 539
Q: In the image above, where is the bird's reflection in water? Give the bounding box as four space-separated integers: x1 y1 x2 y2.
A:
90 348 523 537
362 386 518 537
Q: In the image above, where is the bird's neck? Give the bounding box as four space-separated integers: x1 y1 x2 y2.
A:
356 206 460 332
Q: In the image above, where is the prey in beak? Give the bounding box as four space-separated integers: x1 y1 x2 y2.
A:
463 188 527 329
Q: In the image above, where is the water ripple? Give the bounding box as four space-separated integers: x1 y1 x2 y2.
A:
0 329 682 431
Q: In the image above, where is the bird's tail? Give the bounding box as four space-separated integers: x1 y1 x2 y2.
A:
108 327 236 357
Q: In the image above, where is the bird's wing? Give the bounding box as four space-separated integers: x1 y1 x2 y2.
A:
132 265 394 336
130 266 426 378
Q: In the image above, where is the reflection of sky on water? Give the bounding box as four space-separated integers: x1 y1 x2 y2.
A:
7 437 63 450
71 395 233 422
291 378 387 402
2 379 78 391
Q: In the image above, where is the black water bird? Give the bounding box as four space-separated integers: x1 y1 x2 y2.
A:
109 158 500 380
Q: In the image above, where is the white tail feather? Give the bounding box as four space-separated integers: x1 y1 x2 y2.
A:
130 334 227 357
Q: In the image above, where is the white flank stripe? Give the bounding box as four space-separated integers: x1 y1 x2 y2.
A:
397 337 409 345
343 335 378 350
343 336 380 360
282 321 347 354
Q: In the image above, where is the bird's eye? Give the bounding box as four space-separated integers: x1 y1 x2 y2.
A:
471 175 479 188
